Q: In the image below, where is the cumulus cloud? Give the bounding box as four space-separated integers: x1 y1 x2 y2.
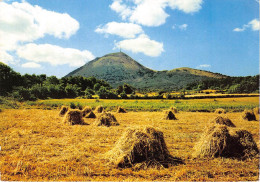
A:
17 43 95 67
95 22 143 38
129 0 169 27
110 0 203 26
249 19 260 31
0 1 79 51
115 34 164 57
168 0 203 13
109 0 132 20
0 51 15 65
233 19 260 32
21 62 42 68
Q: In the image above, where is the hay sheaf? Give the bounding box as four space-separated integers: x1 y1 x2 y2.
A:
105 126 183 169
253 107 260 115
163 110 177 120
117 106 127 113
63 109 85 125
94 112 119 126
59 106 69 117
193 125 258 160
170 107 178 113
242 110 256 121
85 111 96 118
82 106 92 117
95 106 105 113
214 108 226 114
210 116 236 127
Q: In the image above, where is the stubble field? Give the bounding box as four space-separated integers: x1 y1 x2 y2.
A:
0 106 259 181
0 97 259 181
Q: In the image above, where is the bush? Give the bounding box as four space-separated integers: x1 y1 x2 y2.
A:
70 102 77 109
12 88 36 101
120 92 128 99
85 88 95 95
0 96 19 109
65 84 80 98
85 94 93 99
30 85 49 99
97 86 118 99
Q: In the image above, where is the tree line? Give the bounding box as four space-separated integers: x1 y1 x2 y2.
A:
1 62 258 101
186 75 259 93
0 62 135 101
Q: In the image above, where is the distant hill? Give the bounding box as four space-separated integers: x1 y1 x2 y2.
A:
66 52 227 90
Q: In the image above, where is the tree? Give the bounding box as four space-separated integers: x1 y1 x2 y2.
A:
30 84 49 99
97 86 118 99
0 62 22 95
123 83 135 94
228 84 241 93
120 92 128 99
12 88 36 101
65 84 80 98
46 76 59 85
117 85 123 95
84 88 95 99
94 83 101 91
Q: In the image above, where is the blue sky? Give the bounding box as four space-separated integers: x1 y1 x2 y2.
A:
0 0 259 77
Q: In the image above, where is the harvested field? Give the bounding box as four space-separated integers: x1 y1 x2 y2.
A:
0 109 259 181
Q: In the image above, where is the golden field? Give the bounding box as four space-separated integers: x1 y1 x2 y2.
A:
0 105 259 181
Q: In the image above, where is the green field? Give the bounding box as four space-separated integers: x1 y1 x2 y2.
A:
23 96 259 112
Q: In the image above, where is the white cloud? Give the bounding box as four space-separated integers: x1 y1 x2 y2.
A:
129 0 169 27
233 27 246 32
0 51 15 65
168 0 203 13
115 34 164 57
17 43 95 67
179 24 188 30
197 64 211 69
249 19 260 31
110 0 203 27
109 0 132 20
0 1 79 51
95 22 143 38
233 19 260 32
172 23 188 30
21 62 42 68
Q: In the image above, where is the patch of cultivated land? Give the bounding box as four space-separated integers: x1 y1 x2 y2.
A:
0 108 259 181
32 96 259 112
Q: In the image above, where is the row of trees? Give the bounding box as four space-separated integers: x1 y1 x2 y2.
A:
186 75 259 93
0 63 135 101
1 62 258 101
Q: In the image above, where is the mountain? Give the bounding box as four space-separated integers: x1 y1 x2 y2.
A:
66 52 227 90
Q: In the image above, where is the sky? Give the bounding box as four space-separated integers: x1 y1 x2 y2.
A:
0 0 259 78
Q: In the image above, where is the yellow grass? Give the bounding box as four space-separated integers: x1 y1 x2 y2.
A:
0 109 259 181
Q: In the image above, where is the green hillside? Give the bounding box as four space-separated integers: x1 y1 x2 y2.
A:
66 52 227 91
